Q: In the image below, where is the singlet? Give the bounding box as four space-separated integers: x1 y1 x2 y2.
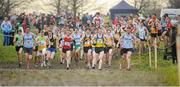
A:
63 36 72 49
34 34 39 46
105 34 113 47
138 25 147 39
121 33 134 49
37 36 47 50
166 17 172 29
150 20 159 34
15 34 23 46
161 18 167 28
95 34 104 47
58 32 65 47
83 34 91 47
73 33 81 46
49 35 56 48
24 33 34 48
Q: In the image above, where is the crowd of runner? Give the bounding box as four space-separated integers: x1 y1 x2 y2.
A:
0 12 179 70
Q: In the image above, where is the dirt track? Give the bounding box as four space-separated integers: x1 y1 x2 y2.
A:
0 69 163 86
0 59 165 86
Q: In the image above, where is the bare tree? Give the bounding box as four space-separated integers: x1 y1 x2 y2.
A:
69 0 86 17
50 0 62 14
130 0 164 15
130 0 151 13
0 0 29 16
169 0 180 8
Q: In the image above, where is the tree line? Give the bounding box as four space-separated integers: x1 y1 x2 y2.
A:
0 0 179 17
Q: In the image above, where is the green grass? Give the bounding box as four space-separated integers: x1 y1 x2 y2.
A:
0 32 179 86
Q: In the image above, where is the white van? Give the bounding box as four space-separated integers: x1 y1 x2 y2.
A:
160 9 180 17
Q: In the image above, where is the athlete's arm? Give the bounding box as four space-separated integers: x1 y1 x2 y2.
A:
145 27 150 35
46 37 50 48
80 34 85 43
148 19 152 26
31 33 36 49
55 36 59 48
132 34 136 46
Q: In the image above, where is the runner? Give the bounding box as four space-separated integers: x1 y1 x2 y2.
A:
160 14 171 45
70 28 75 64
104 29 114 67
82 28 92 68
73 29 82 65
33 29 39 67
92 29 105 70
36 30 48 67
148 14 160 46
13 30 23 67
46 31 57 68
119 26 136 71
79 28 85 60
136 21 149 53
91 29 97 69
23 28 35 69
59 28 65 64
62 30 73 69
114 29 120 57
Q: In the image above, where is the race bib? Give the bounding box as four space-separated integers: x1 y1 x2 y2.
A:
25 40 33 47
51 42 54 45
64 42 70 46
27 40 32 45
17 41 21 46
85 41 90 45
97 39 103 43
39 41 45 46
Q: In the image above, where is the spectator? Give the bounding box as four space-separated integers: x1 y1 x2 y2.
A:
22 15 30 33
0 15 4 25
1 17 12 46
113 16 119 27
93 12 104 28
9 19 18 45
82 14 87 25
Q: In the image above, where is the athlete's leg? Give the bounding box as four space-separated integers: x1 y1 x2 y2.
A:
18 47 23 66
119 53 126 70
66 50 71 69
75 48 81 65
87 49 92 68
26 53 30 69
92 51 97 68
98 51 104 70
84 53 87 64
46 50 51 60
80 46 84 60
59 48 64 64
46 50 52 67
108 49 113 66
27 48 33 69
126 51 132 70
103 51 107 65
61 52 65 64
50 52 55 60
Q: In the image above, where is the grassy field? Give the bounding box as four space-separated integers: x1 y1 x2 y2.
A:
0 32 179 86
